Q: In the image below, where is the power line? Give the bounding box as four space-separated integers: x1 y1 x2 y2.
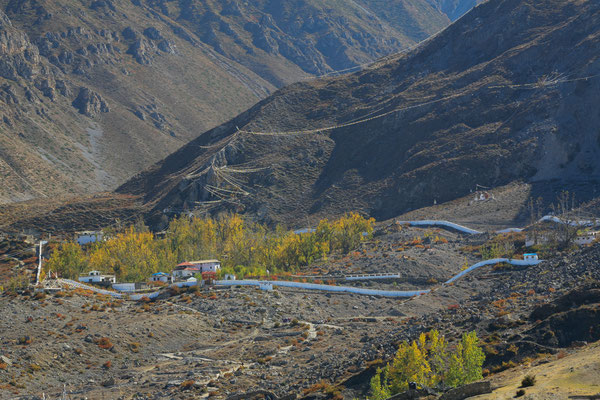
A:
238 91 465 136
238 71 600 137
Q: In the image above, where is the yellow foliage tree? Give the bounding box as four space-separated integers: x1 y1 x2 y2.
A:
370 330 485 397
44 242 87 278
46 212 375 282
388 334 432 392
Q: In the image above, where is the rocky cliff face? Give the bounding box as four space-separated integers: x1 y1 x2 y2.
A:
0 1 274 203
0 11 40 81
118 0 600 227
0 0 459 204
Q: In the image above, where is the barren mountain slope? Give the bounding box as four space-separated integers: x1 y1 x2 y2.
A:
118 0 600 228
0 0 273 204
0 0 458 204
431 0 485 21
139 0 454 86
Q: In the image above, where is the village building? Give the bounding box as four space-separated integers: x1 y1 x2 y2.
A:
574 231 599 246
76 231 104 246
171 267 199 279
78 270 115 285
149 272 171 283
525 234 551 247
171 260 221 280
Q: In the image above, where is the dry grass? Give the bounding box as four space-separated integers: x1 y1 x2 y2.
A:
95 337 113 350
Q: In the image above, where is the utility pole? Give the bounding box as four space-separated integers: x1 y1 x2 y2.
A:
36 240 45 285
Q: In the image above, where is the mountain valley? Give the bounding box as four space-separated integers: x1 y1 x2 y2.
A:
0 0 462 204
1 1 600 399
116 0 600 228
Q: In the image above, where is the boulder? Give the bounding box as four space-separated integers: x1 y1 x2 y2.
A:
72 87 109 116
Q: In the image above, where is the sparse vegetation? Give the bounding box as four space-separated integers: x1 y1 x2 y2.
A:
18 336 32 345
521 374 536 387
180 380 195 390
95 337 113 350
2 274 31 294
128 342 141 353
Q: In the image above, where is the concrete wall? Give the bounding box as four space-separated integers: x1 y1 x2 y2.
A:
345 274 401 281
112 283 137 292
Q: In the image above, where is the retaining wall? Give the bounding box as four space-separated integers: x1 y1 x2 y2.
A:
345 274 401 281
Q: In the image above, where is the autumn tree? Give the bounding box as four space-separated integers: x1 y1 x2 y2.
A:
388 333 432 392
45 242 87 278
331 212 374 253
370 330 485 397
370 367 392 400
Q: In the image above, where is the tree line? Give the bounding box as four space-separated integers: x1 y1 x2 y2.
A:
45 213 374 282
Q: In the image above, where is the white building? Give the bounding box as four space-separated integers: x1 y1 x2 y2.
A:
76 231 104 246
574 231 599 246
112 282 149 292
172 267 201 279
78 270 115 285
149 272 171 283
172 260 220 279
523 253 539 262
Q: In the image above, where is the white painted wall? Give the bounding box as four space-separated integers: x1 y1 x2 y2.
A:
78 275 115 284
76 232 104 246
575 233 598 245
112 283 137 292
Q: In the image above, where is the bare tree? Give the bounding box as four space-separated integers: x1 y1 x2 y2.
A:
528 196 544 245
550 191 579 248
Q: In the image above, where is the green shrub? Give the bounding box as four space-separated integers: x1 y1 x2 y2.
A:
521 374 536 387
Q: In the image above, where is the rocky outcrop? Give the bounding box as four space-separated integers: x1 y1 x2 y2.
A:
438 381 492 400
126 38 155 64
0 10 40 81
72 87 109 116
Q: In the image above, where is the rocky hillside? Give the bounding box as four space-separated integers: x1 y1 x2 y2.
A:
431 0 485 21
138 0 455 86
0 0 459 204
118 0 600 228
